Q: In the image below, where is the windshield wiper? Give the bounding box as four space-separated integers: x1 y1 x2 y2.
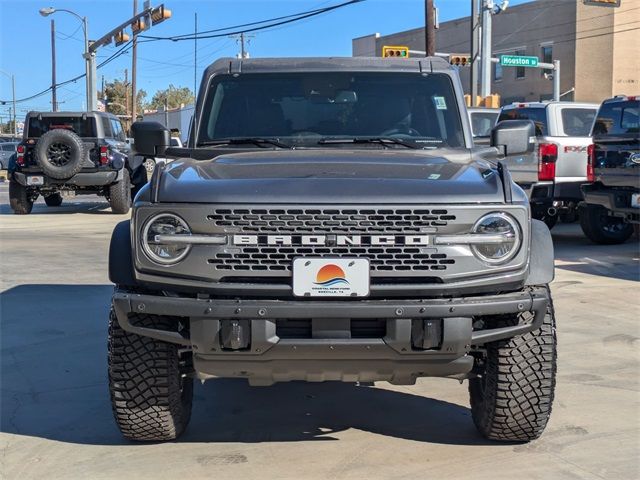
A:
317 137 419 149
199 137 292 149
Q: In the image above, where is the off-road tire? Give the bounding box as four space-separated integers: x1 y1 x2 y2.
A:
469 286 557 442
108 171 131 214
34 128 85 179
9 180 34 214
108 309 193 441
44 192 63 207
579 204 633 245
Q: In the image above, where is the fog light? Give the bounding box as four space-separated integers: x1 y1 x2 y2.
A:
411 319 443 350
220 320 251 350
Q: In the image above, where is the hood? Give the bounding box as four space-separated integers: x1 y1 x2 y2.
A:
155 149 505 204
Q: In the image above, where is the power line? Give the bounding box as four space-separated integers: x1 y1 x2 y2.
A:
139 0 364 42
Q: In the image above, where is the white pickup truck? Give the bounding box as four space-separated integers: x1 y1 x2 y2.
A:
497 101 598 228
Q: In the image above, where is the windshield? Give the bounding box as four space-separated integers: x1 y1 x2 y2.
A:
27 116 96 138
470 111 498 137
197 72 465 148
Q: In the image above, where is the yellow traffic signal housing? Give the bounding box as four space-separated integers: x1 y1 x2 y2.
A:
481 94 501 108
114 31 130 46
449 54 471 67
131 18 147 34
151 5 172 25
382 46 410 58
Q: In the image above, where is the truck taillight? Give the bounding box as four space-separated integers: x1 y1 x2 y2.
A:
538 143 557 181
586 144 595 182
99 145 109 165
16 145 25 166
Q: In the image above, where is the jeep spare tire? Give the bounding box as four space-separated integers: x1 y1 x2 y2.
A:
34 129 85 180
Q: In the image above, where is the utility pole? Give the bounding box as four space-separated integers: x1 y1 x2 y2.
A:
240 32 246 59
470 0 480 104
194 12 198 96
124 68 129 115
131 0 138 123
164 96 169 127
425 0 435 56
50 19 58 112
480 0 492 97
11 76 16 136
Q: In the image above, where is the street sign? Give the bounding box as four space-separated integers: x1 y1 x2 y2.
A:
500 55 539 68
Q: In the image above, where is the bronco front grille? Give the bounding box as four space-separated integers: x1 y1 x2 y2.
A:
207 246 454 272
207 208 456 234
206 207 457 274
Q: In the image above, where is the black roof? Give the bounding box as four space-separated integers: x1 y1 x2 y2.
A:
24 110 119 119
202 56 453 78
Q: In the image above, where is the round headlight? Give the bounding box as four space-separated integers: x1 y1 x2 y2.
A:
471 212 521 265
142 213 191 265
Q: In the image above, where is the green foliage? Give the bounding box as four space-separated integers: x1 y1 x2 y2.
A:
147 85 195 111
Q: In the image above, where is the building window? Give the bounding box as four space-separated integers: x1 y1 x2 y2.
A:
541 44 553 76
515 49 526 79
494 61 503 82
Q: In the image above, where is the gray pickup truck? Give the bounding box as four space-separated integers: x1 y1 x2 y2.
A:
498 101 598 227
108 57 557 443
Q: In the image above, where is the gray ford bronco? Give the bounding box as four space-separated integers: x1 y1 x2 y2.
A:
108 57 557 442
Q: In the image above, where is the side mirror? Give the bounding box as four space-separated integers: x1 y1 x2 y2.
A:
131 121 170 158
491 120 535 156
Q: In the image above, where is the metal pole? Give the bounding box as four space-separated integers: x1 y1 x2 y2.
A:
553 60 560 102
425 0 435 56
12 75 16 136
131 0 138 123
89 47 98 111
124 68 129 115
164 97 169 127
82 16 91 111
51 19 57 112
194 12 197 95
470 0 480 104
480 0 492 98
240 32 246 59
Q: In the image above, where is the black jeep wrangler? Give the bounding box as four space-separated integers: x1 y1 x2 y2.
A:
8 111 146 214
108 57 557 443
580 95 639 244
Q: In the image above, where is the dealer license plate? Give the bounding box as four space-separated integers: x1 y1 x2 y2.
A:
292 258 370 298
632 193 640 209
26 176 44 186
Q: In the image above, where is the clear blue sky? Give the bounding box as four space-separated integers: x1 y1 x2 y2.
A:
0 0 531 115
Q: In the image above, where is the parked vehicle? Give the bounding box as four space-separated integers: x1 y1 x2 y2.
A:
468 107 499 144
0 142 17 169
8 111 146 214
580 95 639 244
108 56 557 443
497 101 598 227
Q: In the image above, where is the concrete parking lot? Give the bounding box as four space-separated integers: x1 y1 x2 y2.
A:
1 184 638 480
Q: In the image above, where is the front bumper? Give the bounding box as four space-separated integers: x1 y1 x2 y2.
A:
13 169 121 187
112 287 549 385
582 184 640 223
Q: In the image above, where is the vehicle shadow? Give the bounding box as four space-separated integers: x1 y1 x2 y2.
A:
0 284 491 447
551 223 640 282
0 199 115 216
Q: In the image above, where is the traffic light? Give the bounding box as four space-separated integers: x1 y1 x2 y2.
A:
131 18 147 34
449 54 471 67
481 94 501 108
114 31 130 46
382 46 410 58
151 4 172 25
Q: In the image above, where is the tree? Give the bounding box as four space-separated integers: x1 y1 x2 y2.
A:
99 79 146 117
148 85 195 111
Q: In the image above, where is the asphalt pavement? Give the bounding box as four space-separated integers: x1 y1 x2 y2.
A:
1 184 638 480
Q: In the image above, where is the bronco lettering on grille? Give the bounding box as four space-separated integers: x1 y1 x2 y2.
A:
232 235 431 246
